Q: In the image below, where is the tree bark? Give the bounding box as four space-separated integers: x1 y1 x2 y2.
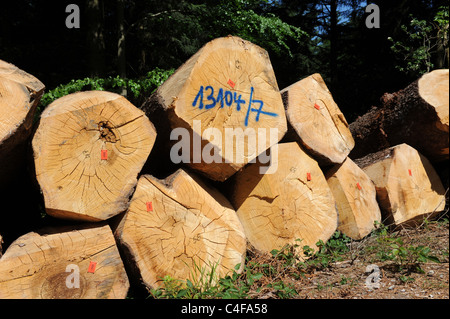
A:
355 143 446 227
141 36 287 182
0 224 129 299
228 142 338 258
114 169 246 290
349 69 449 162
32 91 156 221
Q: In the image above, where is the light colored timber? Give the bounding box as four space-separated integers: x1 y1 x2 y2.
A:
229 142 338 257
355 143 446 227
418 69 449 134
326 157 382 240
281 73 354 165
0 224 129 299
115 169 247 290
142 35 287 181
0 59 45 187
32 91 157 221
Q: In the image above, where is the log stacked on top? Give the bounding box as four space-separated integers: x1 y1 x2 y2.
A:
349 69 449 162
32 91 157 221
0 59 45 188
0 38 448 299
142 35 287 181
281 73 355 166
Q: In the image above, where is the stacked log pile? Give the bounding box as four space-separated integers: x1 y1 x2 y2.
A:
0 37 448 298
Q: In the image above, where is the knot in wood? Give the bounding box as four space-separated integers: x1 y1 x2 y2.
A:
98 121 117 143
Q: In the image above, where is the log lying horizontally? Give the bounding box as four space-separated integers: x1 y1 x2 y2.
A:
355 143 446 227
0 224 129 299
142 35 287 181
0 59 45 188
32 91 157 221
325 157 382 240
281 73 355 166
114 169 246 290
350 69 449 162
229 142 338 257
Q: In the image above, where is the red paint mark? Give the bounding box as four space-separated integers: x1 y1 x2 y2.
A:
306 172 312 181
314 103 321 110
101 150 108 160
408 169 412 176
88 261 97 273
356 182 362 190
146 201 153 212
227 79 236 88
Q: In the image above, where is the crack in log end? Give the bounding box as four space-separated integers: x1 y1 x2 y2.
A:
98 121 117 143
249 194 279 204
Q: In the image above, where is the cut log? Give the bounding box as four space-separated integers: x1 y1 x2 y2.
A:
350 69 449 162
32 91 157 221
141 35 287 182
0 59 45 188
229 142 338 257
0 224 129 299
325 157 382 240
281 73 355 166
355 143 446 227
114 169 246 290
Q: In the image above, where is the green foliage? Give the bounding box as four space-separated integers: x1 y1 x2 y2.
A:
388 5 449 76
299 231 351 270
149 262 252 299
211 0 307 57
368 222 441 272
38 68 174 113
147 224 446 299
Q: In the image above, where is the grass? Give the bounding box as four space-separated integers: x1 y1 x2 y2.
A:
147 218 449 299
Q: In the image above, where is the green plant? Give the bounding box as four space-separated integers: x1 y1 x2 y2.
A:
149 261 255 299
37 68 174 119
267 280 297 298
299 231 351 270
399 275 415 284
388 6 449 76
371 223 441 272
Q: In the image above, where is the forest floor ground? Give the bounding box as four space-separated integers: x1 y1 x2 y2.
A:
247 217 449 300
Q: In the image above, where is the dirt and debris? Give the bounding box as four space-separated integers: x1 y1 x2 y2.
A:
244 219 449 299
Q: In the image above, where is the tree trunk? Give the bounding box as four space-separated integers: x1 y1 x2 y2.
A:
0 59 45 188
325 157 382 240
228 142 338 258
117 0 127 97
141 35 287 182
355 143 446 227
329 0 338 86
281 73 355 166
349 69 449 162
0 224 129 299
32 91 157 221
86 0 106 76
114 169 246 290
